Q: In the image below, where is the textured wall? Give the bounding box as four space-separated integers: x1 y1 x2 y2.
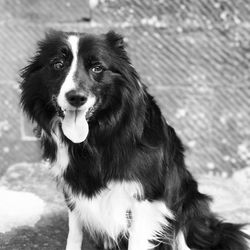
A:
0 0 250 176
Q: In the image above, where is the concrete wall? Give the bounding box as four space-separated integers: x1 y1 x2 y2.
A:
1 0 250 176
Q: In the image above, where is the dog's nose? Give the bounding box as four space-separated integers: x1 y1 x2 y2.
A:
66 90 87 107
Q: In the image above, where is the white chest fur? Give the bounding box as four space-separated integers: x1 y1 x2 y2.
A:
47 128 70 179
53 141 69 178
65 181 174 250
67 181 144 240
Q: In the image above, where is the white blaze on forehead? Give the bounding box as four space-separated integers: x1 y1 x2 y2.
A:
57 35 80 109
56 35 96 143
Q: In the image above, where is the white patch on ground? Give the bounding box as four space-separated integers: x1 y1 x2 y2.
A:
198 167 250 215
232 167 250 193
0 188 45 233
237 142 250 164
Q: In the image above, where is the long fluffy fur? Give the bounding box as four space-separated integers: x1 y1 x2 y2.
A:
20 30 249 249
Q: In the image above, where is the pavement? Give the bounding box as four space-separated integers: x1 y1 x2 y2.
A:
0 162 95 250
0 162 249 250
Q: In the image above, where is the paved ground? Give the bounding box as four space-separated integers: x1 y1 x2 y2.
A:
0 162 249 250
0 163 95 250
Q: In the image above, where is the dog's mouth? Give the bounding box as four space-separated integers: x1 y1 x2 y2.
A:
52 96 95 143
55 104 94 120
61 109 89 143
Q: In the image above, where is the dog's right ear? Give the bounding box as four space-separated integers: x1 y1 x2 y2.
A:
105 31 125 50
20 40 49 131
20 30 65 80
20 38 47 81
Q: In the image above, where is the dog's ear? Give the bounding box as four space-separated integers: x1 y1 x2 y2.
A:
105 31 125 49
20 55 41 81
21 30 66 80
20 38 46 80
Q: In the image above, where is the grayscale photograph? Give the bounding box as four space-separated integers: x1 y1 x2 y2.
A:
0 0 249 249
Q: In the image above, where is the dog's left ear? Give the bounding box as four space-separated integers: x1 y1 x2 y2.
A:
105 31 125 49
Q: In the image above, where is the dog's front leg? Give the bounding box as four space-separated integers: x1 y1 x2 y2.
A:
174 231 190 250
66 210 83 250
128 200 173 250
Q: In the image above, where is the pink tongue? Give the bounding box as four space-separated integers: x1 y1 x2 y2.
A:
61 110 89 143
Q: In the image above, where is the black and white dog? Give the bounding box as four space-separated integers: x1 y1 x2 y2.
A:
20 30 249 250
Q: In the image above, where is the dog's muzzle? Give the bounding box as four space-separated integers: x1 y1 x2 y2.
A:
53 93 96 144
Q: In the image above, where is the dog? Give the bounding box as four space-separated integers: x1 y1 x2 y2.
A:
20 30 249 250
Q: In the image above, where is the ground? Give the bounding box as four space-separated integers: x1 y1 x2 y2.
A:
0 162 249 250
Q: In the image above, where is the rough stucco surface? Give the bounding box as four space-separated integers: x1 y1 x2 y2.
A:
0 0 249 249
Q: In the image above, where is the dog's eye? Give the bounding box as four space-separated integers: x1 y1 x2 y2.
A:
91 65 103 74
52 60 64 70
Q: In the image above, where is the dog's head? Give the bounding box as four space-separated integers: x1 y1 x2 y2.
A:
20 30 144 143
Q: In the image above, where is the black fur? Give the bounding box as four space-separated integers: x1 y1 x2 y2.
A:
20 30 249 249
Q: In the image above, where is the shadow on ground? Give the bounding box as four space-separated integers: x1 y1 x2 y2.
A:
0 212 68 250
